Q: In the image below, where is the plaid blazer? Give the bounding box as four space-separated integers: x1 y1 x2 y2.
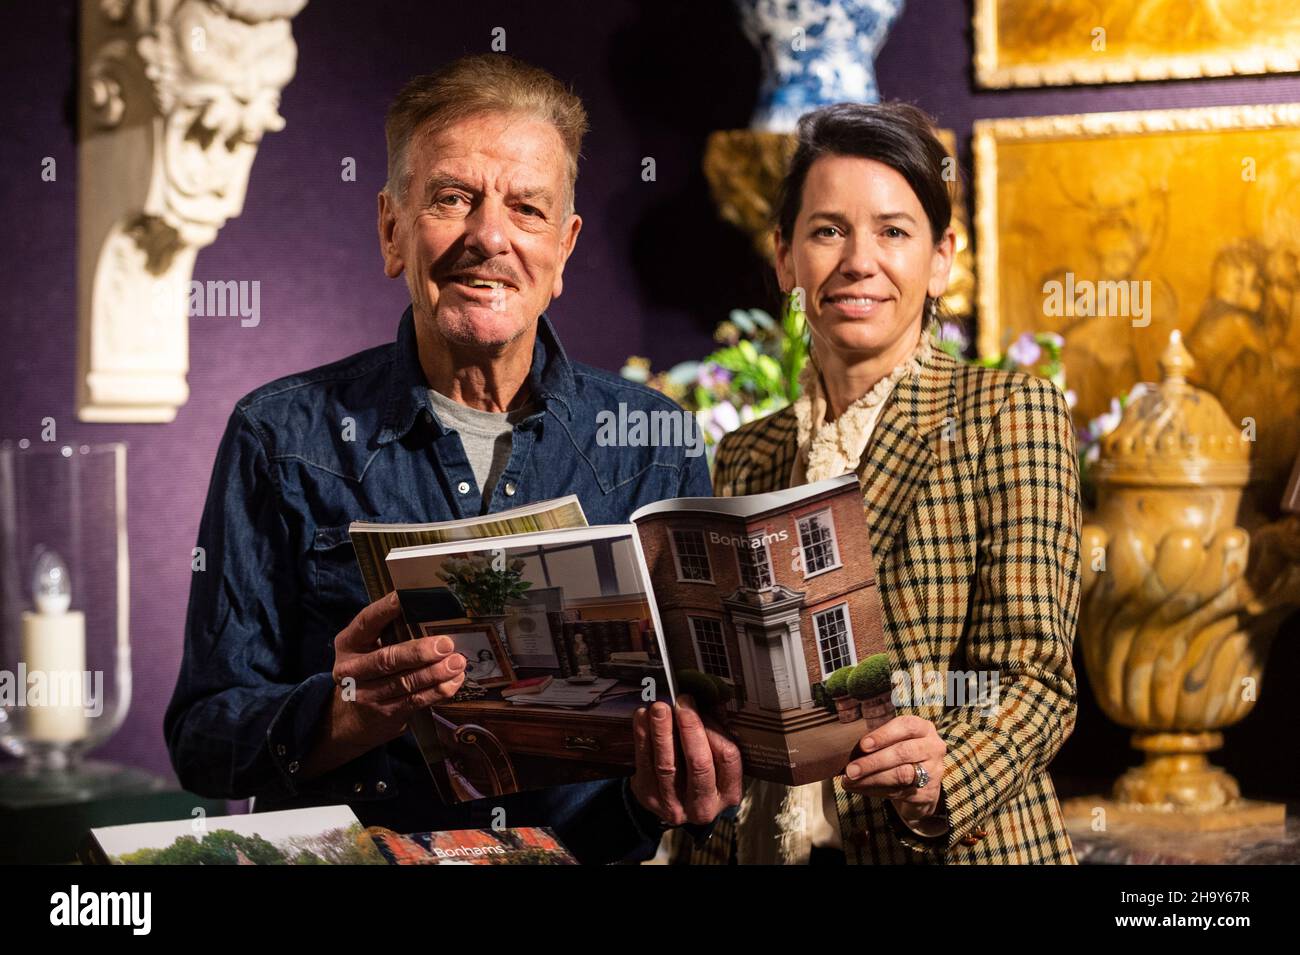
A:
677 344 1081 864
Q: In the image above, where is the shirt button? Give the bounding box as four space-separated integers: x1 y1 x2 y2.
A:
287 760 300 774
504 481 517 497
353 782 364 794
457 481 471 495
275 744 286 757
376 781 388 794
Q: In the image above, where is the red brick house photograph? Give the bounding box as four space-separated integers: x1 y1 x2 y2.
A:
632 475 886 784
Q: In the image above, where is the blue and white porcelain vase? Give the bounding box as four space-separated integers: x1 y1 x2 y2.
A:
737 0 906 132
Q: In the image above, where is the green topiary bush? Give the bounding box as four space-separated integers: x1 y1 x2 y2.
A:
674 668 726 707
824 665 854 698
848 653 891 699
713 675 734 703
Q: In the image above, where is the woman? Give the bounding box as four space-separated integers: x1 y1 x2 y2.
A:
468 647 502 682
684 102 1081 864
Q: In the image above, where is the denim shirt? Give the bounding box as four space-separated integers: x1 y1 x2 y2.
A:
164 306 711 864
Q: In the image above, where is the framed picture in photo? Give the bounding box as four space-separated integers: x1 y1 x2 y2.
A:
505 587 565 670
416 622 515 688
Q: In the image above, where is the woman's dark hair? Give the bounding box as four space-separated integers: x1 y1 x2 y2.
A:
775 101 954 248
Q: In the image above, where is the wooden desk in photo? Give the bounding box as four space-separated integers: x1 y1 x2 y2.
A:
433 688 643 781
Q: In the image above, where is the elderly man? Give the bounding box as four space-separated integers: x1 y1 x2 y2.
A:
165 54 739 864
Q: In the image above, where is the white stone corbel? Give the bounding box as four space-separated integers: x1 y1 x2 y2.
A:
77 0 307 422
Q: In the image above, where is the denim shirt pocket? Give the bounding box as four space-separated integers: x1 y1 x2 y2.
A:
582 439 682 498
311 523 369 623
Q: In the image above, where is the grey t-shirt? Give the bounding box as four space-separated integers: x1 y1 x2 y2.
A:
426 388 532 509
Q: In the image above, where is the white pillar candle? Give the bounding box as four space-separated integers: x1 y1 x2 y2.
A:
21 610 88 743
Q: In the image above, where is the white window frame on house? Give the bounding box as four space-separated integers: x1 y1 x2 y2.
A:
687 615 733 680
733 536 775 592
670 528 714 583
796 509 842 579
812 603 858 679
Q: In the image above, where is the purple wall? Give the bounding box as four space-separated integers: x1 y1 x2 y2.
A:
1 0 1296 799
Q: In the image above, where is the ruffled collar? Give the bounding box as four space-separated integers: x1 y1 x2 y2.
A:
792 323 933 485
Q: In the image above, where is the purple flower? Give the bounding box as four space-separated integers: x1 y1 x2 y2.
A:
711 401 740 432
697 364 733 390
698 402 741 441
1090 398 1124 438
1007 333 1041 367
937 322 968 349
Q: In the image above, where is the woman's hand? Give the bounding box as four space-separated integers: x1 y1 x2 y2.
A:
841 714 946 825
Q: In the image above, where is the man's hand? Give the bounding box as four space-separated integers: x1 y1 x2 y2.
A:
629 696 742 827
302 592 466 778
841 715 946 826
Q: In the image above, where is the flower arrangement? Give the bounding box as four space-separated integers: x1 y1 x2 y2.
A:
620 298 809 460
624 308 1136 498
436 555 531 617
934 324 1075 409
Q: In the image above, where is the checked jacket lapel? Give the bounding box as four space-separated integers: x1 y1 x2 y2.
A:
855 350 954 564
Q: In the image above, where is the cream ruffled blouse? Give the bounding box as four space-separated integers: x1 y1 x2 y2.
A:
735 322 932 865
791 324 933 486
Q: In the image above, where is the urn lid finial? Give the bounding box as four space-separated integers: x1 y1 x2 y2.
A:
1097 330 1251 488
1159 329 1194 383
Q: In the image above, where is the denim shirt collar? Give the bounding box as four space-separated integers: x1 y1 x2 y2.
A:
377 305 577 445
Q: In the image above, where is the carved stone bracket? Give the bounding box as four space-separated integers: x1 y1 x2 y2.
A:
78 0 307 422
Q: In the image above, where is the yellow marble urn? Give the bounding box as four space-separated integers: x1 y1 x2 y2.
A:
1077 331 1300 829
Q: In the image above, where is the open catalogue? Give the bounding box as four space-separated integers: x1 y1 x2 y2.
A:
351 473 888 804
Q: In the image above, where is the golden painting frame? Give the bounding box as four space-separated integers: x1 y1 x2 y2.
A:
974 0 1300 88
974 103 1300 502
